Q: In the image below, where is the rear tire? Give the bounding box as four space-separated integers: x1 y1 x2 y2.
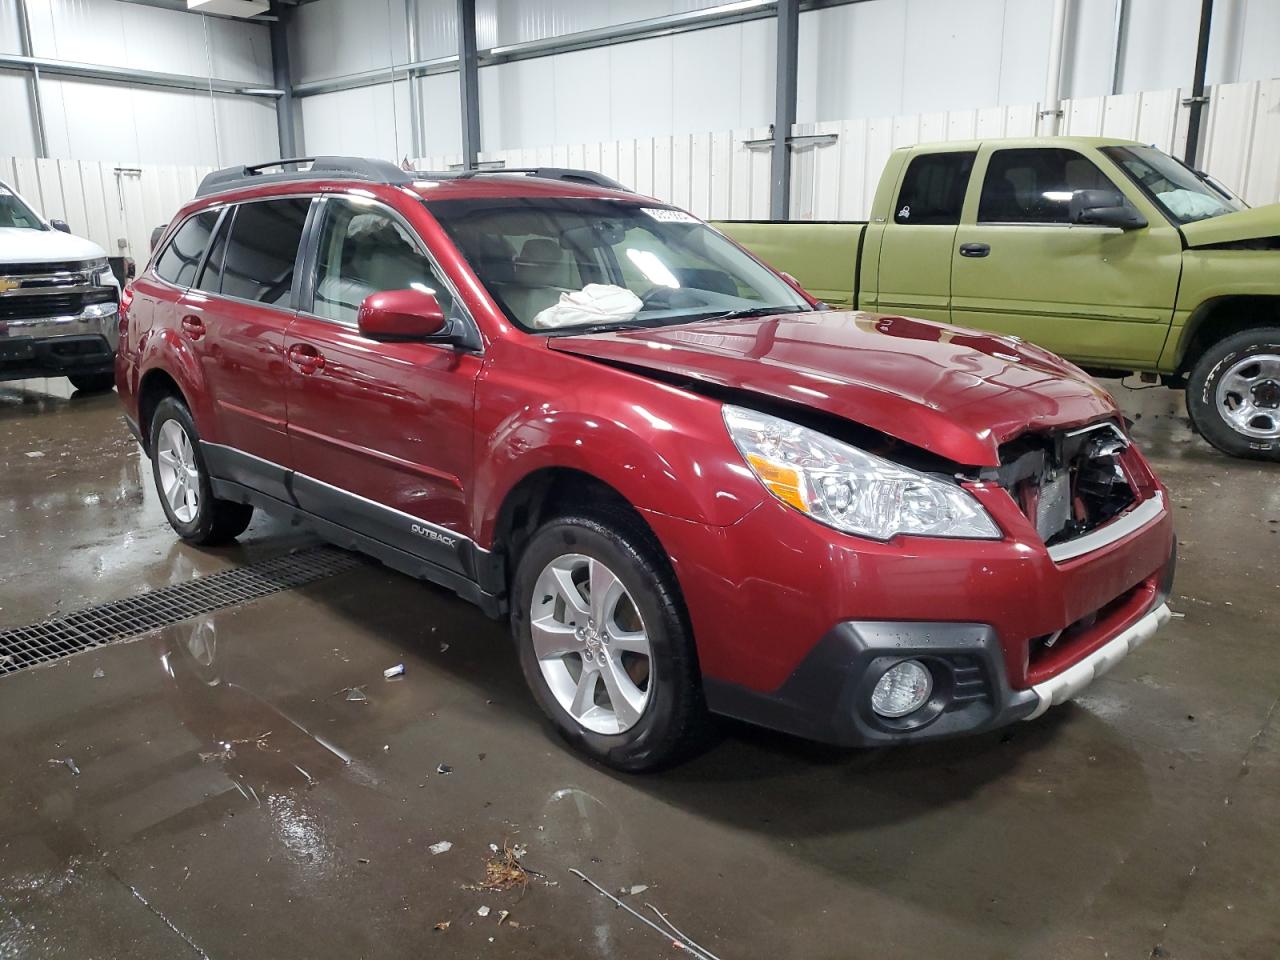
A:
69 372 116 393
148 396 254 545
510 510 710 771
1186 327 1280 461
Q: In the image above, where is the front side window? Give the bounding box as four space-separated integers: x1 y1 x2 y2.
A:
312 199 460 326
894 152 975 225
1102 145 1245 224
978 148 1120 224
427 197 810 332
218 198 310 306
154 210 219 287
0 187 43 230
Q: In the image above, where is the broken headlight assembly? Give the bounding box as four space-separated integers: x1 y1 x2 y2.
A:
722 405 1001 541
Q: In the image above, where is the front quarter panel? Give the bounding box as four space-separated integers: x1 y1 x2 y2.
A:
471 339 766 545
1162 249 1280 370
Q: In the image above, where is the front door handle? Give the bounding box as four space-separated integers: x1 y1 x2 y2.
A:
959 242 991 258
180 314 206 340
288 342 326 374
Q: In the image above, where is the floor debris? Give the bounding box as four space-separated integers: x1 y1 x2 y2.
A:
428 841 453 855
570 868 722 960
433 921 450 931
470 841 529 894
91 667 105 679
383 663 405 679
48 757 80 776
342 686 368 702
476 905 490 918
436 763 452 775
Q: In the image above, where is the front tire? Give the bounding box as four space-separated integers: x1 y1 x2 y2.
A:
69 372 116 393
1186 327 1280 460
149 396 254 545
510 511 709 771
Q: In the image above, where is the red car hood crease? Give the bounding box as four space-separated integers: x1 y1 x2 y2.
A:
547 311 1119 467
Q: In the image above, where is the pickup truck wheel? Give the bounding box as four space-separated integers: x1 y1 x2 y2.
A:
68 372 116 393
510 512 710 771
1187 327 1280 460
148 397 254 544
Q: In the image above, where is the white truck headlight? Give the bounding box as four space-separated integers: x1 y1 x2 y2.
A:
723 405 1001 541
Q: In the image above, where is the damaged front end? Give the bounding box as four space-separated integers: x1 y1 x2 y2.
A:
983 420 1145 549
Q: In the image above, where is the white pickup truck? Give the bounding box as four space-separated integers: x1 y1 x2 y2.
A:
0 180 121 393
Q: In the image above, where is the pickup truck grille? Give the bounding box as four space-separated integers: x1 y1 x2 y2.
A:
2 260 93 276
0 291 113 322
995 421 1137 548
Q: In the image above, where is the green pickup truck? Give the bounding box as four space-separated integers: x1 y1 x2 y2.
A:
715 136 1280 461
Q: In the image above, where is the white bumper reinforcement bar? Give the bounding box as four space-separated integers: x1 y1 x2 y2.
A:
1024 601 1171 720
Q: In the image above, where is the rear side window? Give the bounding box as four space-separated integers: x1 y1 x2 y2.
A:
978 148 1115 224
154 210 219 287
219 198 310 306
894 152 975 225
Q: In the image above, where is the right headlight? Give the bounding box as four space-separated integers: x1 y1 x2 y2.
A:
723 405 1001 542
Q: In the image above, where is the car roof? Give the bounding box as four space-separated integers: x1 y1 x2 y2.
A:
899 135 1148 153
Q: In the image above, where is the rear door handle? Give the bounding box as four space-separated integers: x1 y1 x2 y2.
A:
180 314 206 340
288 342 325 373
959 242 991 258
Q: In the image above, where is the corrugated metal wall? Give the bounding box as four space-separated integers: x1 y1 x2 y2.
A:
0 0 277 166
0 156 210 260
5 78 1276 261
293 0 1280 160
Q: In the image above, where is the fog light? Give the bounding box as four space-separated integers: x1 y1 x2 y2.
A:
870 660 932 718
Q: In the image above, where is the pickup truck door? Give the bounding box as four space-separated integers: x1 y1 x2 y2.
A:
873 149 976 324
949 146 1182 365
283 195 482 573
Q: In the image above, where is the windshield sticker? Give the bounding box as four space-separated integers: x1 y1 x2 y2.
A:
641 208 700 224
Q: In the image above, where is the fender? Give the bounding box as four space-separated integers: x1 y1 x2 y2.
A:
136 326 218 442
470 342 766 547
1163 250 1280 371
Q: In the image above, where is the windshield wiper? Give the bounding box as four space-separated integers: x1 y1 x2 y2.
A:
700 305 811 323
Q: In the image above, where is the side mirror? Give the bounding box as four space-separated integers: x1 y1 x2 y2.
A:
358 288 449 342
50 219 71 234
1069 189 1147 230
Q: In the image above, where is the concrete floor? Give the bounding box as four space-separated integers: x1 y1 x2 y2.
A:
0 375 1277 960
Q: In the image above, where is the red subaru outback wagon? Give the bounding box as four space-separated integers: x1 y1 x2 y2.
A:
117 157 1175 770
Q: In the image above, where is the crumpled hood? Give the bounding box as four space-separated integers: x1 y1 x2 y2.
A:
548 311 1119 467
1180 203 1280 247
0 226 108 263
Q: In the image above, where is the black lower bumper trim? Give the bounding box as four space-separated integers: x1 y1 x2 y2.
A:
0 335 114 381
704 621 1038 747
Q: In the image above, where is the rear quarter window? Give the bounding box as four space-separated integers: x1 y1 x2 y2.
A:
894 152 975 225
154 210 219 287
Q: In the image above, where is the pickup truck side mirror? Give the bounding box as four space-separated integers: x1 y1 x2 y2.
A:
1069 189 1147 230
50 219 71 234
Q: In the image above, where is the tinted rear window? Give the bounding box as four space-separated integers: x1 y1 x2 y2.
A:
219 198 310 306
894 152 975 225
155 210 219 287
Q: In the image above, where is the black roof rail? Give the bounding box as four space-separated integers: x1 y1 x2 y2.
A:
417 166 632 192
195 156 416 198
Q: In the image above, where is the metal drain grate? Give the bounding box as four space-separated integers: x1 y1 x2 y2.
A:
0 546 364 676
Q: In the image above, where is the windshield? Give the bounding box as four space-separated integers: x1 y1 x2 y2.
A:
1102 145 1245 224
426 196 810 333
0 187 44 230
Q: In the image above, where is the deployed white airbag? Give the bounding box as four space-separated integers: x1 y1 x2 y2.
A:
532 283 643 329
1157 188 1227 221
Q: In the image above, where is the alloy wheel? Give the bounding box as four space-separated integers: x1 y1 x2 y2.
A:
530 553 653 735
156 419 201 524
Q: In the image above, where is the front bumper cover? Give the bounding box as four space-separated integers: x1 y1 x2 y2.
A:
703 546 1176 747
